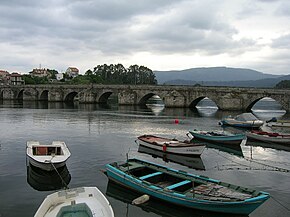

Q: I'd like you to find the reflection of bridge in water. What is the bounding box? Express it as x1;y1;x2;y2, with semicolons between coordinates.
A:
1;84;290;111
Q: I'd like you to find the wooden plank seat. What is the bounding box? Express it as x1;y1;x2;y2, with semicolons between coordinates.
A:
139;172;163;180
166;180;191;190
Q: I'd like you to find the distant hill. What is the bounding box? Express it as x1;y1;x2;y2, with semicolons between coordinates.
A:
154;67;287;87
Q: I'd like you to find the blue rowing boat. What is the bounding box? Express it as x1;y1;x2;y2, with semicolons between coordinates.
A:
105;158;269;215
188;130;246;145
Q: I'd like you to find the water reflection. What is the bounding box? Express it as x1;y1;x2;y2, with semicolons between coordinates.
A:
252;97;286;120
145;104;165;116
246;140;290;153
196;140;244;157
138;145;205;170
27;164;71;191
106;180;247;217
195;97;218;117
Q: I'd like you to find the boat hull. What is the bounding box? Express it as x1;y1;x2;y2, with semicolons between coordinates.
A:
138;145;205;170
137;135;205;156
246;132;290;144
27;157;67;171
105;159;269;215
221;120;263;128
189;131;245;145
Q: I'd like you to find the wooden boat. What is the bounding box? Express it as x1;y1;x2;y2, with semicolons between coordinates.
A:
136;135;205;156
220;113;264;129
188;130;245;145
34;187;114;217
105;158;270;215
138;145;205;170
246;130;290;144
26;141;71;171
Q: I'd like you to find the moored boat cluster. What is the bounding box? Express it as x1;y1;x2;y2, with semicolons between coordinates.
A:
28;112;290;216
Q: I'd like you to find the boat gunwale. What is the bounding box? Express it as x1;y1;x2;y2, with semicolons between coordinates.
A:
189;131;245;140
106;165;269;206
137;135;205;148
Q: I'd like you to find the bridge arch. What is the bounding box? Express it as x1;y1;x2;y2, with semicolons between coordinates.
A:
17;90;24;100
189;96;219;109
98;91;113;103
39;90;49;101
247;96;284;112
64;91;78;102
139;93;155;105
246;97;264;112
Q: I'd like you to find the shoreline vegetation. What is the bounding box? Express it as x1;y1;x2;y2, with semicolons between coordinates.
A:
23;64;157;85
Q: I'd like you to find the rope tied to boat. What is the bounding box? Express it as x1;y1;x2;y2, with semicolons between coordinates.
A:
209;149;289;173
271;195;290;212
48;160;69;189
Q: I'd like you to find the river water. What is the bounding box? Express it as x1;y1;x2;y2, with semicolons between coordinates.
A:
0;100;289;217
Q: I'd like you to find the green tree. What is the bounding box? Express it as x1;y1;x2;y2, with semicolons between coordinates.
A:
275;80;290;89
47;69;58;79
22;75;49;84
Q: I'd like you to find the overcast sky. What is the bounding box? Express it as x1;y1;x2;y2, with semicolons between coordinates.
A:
1;0;290;75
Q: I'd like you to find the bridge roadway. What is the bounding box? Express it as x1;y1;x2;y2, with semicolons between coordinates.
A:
0;84;289;112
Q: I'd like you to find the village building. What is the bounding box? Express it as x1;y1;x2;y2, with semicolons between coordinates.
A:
66;67;79;78
30;68;50;77
10;72;24;85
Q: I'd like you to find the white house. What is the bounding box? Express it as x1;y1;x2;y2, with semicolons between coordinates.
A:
66;67;79;78
56;73;64;81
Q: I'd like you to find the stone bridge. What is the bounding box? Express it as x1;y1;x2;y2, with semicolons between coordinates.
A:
0;84;289;111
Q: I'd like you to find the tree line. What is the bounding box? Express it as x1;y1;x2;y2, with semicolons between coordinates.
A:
23;64;157;85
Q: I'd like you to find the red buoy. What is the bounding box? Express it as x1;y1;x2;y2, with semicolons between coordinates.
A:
162;144;167;152
174;119;179;124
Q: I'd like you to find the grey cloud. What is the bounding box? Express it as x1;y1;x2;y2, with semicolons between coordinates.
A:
0;0;288;74
0;0;251;55
68;0;177;21
272;34;290;49
275;1;290;16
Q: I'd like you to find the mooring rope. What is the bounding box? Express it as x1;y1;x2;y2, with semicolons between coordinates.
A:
271;195;290;212
49;161;69;189
209;149;289;173
209;149;290;213
244;156;289;173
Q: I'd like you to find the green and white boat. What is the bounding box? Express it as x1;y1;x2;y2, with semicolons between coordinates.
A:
105;158;269;215
34;187;114;217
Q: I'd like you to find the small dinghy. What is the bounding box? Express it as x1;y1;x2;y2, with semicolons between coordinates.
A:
220;113;264;129
105;158;269;215
26;141;71;171
188;130;245;145
136;135;205;156
34;187;115;217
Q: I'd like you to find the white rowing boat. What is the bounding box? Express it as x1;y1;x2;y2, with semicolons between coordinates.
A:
26;141;71;171
34;187;114;217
